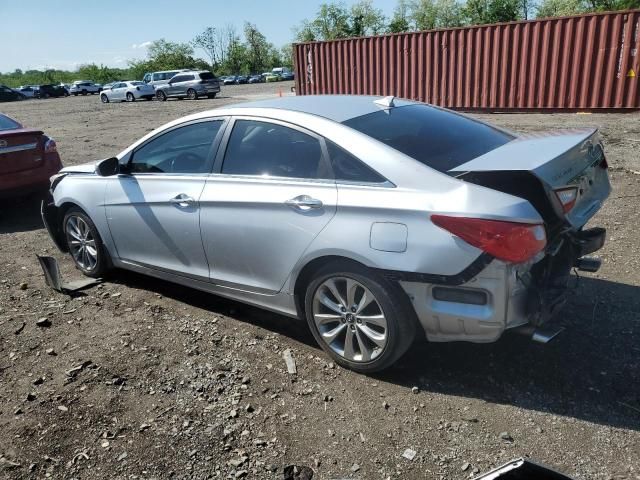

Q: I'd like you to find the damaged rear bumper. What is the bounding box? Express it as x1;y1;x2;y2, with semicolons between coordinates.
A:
399;227;606;343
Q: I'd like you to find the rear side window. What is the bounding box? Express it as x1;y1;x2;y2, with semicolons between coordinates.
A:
130;121;222;174
199;72;215;80
222;120;330;180
326;141;387;184
343;105;514;173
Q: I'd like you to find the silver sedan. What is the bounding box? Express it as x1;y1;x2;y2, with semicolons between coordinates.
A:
100;81;155;103
42;95;611;372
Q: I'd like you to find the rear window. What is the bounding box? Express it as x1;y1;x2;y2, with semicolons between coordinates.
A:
0;115;20;131
199;72;215;80
343;105;514;173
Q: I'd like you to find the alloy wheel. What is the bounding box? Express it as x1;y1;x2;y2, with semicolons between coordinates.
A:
312;276;388;362
65;215;98;271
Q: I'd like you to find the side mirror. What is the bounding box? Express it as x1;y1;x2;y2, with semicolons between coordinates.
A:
95;157;120;177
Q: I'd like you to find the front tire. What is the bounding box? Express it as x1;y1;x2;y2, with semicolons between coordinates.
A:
126;92;135;102
156;90;167;101
304;262;416;373
101;94;109;103
187;88;198;100
63;208;110;278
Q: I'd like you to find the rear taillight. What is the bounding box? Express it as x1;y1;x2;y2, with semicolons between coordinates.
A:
44;138;57;153
431;215;547;264
554;186;578;213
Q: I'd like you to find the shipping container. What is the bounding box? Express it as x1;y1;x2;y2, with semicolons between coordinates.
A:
293;10;640;111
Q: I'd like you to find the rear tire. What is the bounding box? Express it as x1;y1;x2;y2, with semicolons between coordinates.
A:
101;94;109;103
81;90;87;96
156;90;167;101
187;88;198;100
207;93;217;99
304;261;417;373
63;208;111;278
126;92;135;102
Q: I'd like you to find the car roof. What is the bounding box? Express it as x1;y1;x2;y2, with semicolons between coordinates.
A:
230;95;418;123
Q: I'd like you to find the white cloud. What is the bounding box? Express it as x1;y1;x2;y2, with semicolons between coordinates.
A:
131;41;152;50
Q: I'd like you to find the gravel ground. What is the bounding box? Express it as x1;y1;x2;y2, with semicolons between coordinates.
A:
0;86;639;480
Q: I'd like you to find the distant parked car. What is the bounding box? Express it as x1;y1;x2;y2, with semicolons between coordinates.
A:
69;81;101;96
142;69;191;89
155;71;220;101
101;81;155;103
0;85;26;102
223;76;237;85
37;84;69;98
280;71;294;81
248;74;264;84
0;112;62;198
235;75;249;84
101;82;116;91
265;73;281;82
14;86;37;98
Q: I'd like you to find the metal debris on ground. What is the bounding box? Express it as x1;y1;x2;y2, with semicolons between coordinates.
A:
283;349;297;374
402;448;417;461
37;255;101;294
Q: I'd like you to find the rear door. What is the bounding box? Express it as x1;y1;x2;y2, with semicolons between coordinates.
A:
0;128;44;176
200;117;338;293
105;118;226;279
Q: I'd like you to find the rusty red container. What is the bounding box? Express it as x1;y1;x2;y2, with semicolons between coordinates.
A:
293;10;640;110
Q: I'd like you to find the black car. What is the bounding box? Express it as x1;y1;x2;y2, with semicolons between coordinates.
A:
248;74;264;84
235;75;248;84
222;76;237;85
37;84;69;98
0;85;26;102
280;72;295;81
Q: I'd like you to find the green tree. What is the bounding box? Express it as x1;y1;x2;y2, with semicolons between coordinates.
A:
349;0;387;36
388;0;412;32
464;0;521;24
244;22;270;73
192;27;220;70
536;0;585;17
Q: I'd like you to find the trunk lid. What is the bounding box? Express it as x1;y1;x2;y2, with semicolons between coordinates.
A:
0;128;44;175
450;129;611;229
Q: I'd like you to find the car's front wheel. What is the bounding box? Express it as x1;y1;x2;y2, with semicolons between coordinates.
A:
100;94;109;103
126;92;135;102
63;208;110;278
156;90;167;101
304;262;416;373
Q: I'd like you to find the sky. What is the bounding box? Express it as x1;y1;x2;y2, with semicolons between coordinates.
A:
1;0;396;73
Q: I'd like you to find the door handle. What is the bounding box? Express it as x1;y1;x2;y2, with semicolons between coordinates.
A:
170;194;196;207
285;195;323;211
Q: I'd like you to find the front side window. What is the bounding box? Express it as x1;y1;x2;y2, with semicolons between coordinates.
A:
170;75;185;83
343;105;514;173
129;121;222;174
222;120;329;180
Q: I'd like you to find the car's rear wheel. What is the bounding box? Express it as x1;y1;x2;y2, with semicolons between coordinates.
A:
304;262;416;373
101;94;109;103
207;93;217;99
63;208;110;278
187;88;198;100
126;92;135;102
81;90;87;95
156;90;167;101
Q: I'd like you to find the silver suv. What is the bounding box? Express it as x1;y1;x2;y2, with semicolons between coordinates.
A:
155;71;220;101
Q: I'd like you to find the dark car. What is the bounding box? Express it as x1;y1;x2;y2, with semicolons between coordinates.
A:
37;84;69;98
235;75;248;84
248;74;264;84
0;85;26;102
280;72;294;81
0;113;63;198
223;76;237;85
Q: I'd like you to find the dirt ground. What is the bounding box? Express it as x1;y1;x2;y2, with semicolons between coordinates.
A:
1;84;639;480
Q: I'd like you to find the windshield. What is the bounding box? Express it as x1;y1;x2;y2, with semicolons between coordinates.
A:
0;115;20;131
343;104;514;173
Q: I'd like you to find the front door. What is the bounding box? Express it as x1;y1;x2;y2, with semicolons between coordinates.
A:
105;119;225;279
200;118;338;293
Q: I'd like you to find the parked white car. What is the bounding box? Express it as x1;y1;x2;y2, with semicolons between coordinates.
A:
100;81;155;103
69;81;101;96
13;86;38;98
